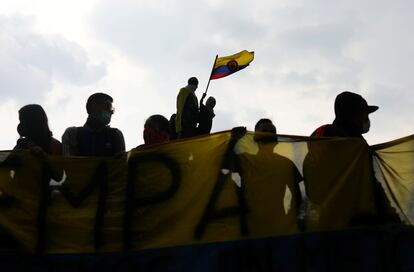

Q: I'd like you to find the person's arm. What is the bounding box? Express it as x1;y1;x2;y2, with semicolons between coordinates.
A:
200;92;207;105
113;129;126;154
61;127;77;156
49;137;62;155
289;166;305;231
13;138;30;151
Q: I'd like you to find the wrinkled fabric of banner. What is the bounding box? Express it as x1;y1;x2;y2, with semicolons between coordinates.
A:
0;131;409;254
372;135;414;223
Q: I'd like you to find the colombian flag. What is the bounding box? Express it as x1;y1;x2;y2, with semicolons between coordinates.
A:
210;50;254;80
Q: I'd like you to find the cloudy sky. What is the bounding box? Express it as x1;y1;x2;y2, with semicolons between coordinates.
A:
1;0;413;150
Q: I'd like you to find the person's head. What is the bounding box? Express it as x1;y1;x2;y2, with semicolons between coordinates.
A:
255;118;277;134
334;91;378;134
17;104;52;150
143;114;170;145
86;93;114;126
254;118;277;143
187;77;199;92
206;96;216;109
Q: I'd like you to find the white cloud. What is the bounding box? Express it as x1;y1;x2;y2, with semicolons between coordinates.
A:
0;14;107;103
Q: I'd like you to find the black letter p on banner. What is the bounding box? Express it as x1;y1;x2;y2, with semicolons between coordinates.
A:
123;153;181;251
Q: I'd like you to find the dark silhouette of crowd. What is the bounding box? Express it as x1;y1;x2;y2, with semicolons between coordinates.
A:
13;77;218;154
12;79;380;155
6;78;402;253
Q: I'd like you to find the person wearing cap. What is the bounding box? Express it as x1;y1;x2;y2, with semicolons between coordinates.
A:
62;92;125;156
309;91;400;224
311;91;379;138
175;77;200;138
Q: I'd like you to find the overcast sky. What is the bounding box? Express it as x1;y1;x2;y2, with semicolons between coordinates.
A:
1;0;413;150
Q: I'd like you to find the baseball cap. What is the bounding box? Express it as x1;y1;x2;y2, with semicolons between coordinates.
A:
334;91;379;117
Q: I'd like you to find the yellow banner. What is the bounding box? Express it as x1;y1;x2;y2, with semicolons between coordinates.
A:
372;135;414;223
0;131;406;254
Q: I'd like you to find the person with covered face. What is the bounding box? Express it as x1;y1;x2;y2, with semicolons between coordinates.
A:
14;104;62;155
62;92;125;156
308;91;400;225
142;114;170;146
311;91;378;138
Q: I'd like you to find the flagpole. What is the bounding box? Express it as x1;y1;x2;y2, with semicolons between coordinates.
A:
202;54;218;102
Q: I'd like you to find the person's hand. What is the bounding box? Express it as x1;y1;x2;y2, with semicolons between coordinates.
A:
201;93;207;104
29;145;47;159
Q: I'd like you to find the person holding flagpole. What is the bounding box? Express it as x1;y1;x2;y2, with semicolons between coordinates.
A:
175;77;200;139
174;50;254;139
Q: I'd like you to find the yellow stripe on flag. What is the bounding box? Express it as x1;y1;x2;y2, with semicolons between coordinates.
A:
214;50;254;69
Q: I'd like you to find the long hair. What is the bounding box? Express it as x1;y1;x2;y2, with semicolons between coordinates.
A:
18;104;53;152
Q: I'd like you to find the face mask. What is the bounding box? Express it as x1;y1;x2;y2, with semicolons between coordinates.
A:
143;128;170;145
362;119;370;134
100;111;112;125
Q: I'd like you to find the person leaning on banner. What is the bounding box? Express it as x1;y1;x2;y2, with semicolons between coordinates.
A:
311;91;400;223
230;120;304;234
175;77;200;138
62;92;125;156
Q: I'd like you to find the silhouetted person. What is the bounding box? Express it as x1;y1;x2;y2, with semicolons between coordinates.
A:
142;114;170;146
62;93;125;156
308;91;399;225
175;77;199;138
311;91;378;138
14;104;62;155
198;96;216;135
233;120;303;234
